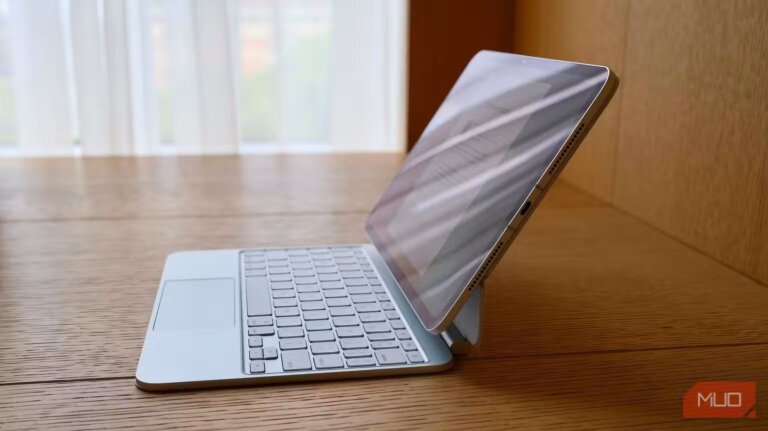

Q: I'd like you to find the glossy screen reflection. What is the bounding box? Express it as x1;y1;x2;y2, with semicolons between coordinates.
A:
366;51;610;331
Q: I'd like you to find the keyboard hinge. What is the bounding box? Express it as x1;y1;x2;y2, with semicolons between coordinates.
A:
440;284;484;355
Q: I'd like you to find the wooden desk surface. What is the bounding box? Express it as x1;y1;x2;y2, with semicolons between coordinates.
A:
1;155;766;430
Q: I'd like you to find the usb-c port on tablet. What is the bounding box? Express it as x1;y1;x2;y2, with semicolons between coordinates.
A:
520;201;532;216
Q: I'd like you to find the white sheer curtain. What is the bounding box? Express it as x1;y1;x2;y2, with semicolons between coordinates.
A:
0;0;407;156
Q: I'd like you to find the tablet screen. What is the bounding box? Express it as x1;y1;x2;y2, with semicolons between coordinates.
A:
366;51;610;331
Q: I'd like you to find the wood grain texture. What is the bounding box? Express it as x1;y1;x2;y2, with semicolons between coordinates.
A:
512;0;768;285
511;0;629;201
2;203;768;384
0;154;405;221
2;155;767;429
2;345;767;430
0;154;600;222
614;0;768;285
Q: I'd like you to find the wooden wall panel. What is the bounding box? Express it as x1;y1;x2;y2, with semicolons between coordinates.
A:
510;0;768;285
407;0;515;149
511;0;629;201
614;0;768;284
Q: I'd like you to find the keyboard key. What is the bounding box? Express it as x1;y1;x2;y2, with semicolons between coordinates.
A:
406;351;425;363
246;277;272;317
314;354;344;369
288;249;308;256
321;281;345;291
278;327;305;338
311;256;332;263
343;348;373;358
299;292;323;302
293;269;315;277
323;290;347;298
270;281;293;290
375;348;407;365
276;317;302;327
395;330;411;340
250;360;265;373
380;301;395;310
371;340;400;350
367;332;394;341
369;279;382;286
315;267;337;274
354;303;380;313
346;357;376;367
311;342;340;355
351;294;376;303
364;271;377;278
245;269;267;277
340;338;368;349
385;310;400;320
341;278;368;287
269;267;290;275
248;336;263;348
263;347;278;359
329;306;355;317
267;253;289;261
305;320;332;331
375;293;389;301
269;274;292;282
313;260;335;267
363;323;390;333
248;316;273;327
303;310;329;320
275;307;300;317
390;319;406;330
297;284;320;293
332;316;360;327
267;251;288;260
301;301;326;311
279;338;307;350
326;297;351;307
273;298;297;308
268;260;289;267
295;277;319;285
245;255;265;263
337;264;358;271
401;340;418;351
359;312;386;323
291;262;313;270
336;326;364;338
272;290;295;299
308;330;335;342
372;285;386;293
348;286;372;295
281;350;312;371
249;348;264;360
318;274;341;282
249;326;274;336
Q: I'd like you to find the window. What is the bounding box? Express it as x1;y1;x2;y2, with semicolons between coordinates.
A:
0;0;407;156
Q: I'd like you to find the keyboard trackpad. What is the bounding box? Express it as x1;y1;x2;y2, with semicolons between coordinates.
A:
153;279;235;331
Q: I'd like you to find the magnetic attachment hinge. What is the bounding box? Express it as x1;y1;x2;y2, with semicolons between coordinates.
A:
440;284;484;355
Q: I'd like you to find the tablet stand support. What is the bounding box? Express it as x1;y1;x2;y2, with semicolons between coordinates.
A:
440;285;484;355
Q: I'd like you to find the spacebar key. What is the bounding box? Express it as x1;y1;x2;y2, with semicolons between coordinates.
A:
247;277;272;316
